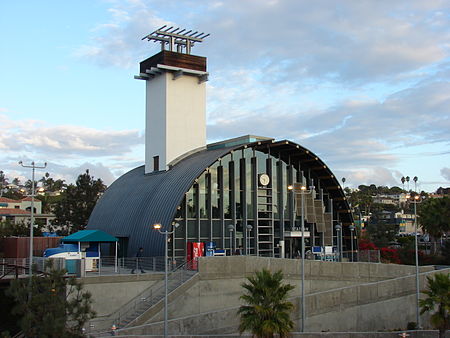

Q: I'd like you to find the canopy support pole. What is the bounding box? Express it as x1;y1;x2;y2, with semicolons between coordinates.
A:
115;241;118;273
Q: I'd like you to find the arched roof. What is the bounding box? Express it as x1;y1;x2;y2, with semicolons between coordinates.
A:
87;137;352;256
87;146;235;256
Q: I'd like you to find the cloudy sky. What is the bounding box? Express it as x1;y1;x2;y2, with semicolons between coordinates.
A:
1;0;449;192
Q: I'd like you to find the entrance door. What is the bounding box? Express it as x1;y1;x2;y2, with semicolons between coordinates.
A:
117;237;129;258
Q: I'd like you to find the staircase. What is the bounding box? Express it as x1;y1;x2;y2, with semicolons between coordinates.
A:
90;260;198;333
257;185;274;257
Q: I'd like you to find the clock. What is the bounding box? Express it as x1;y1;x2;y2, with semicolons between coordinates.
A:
259;173;270;186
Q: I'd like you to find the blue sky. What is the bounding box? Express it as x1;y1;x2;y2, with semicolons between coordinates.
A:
1;0;449;192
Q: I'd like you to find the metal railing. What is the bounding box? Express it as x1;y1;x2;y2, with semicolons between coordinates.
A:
97;256;167;275
0;258;28;279
0;257;67;279
357;250;381;263
1;256;178;279
87;259;198;334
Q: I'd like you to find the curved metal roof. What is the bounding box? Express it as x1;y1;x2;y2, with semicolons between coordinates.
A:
87;137;352;257
87;146;235;256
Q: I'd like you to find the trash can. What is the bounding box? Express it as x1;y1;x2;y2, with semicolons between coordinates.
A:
75;259;86;277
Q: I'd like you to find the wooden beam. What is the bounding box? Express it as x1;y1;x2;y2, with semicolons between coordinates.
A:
309;165;327;171
318;174;334;179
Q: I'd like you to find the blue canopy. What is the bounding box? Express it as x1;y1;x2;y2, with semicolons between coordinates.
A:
62;230;118;243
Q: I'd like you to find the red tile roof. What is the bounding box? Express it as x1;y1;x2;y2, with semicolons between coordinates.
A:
0;197;19;203
21;196;41;202
0;208;30;215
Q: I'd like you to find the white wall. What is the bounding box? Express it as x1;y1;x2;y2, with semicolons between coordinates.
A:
145;72;206;173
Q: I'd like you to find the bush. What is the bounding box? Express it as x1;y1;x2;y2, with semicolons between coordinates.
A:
359;238;378;251
380;247;401;264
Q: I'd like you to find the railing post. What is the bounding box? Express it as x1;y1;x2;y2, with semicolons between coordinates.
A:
153;257;156;271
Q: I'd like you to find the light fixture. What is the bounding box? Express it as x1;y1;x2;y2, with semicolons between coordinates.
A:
152;222;178;337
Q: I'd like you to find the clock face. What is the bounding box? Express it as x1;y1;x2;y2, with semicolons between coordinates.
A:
259;174;270;186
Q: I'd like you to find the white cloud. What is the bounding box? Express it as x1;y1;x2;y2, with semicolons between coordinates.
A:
2;156;137;186
441;167;450;181
0;114;143;157
207;77;450;179
14;0;447;191
74;1;169;68
334;167;403;188
77;0;450;83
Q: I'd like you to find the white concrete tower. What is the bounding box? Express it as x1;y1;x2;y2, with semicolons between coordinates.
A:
136;26;209;173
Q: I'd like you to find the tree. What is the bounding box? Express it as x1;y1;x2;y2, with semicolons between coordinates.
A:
0;174;24;199
419;273;450;338
52;170;106;234
6;261;96;337
0;219;42;238
0;170;8;197
441;240;450;265
418;197;450;239
365;220;399;248
238;269;295;337
40;172;66;193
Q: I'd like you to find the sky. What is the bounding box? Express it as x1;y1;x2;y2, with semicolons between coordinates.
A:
1;0;449;192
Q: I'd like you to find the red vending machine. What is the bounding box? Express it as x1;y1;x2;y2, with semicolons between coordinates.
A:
187;242;204;270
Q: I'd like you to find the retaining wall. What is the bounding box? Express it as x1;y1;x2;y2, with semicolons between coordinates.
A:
113;257;444;336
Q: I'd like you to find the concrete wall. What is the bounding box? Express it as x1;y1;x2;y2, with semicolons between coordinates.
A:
80;273;163;317
116;332;446;338
114;257;442;336
197;256;432;282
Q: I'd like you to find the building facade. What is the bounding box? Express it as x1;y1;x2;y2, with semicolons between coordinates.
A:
88;135;353;260
0;196;55;228
87;27;353;260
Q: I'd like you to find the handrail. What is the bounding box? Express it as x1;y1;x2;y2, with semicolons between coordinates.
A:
89;259;198;333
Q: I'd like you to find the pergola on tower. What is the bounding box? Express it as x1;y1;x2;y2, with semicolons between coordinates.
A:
135;26;210;174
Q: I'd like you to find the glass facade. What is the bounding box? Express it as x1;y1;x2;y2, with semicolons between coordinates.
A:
171;146;338;260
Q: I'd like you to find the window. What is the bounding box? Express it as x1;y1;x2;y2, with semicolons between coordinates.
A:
153;156;159;171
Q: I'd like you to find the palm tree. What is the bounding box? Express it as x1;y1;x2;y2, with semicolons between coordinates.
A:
238;269;295;337
419;273;450;338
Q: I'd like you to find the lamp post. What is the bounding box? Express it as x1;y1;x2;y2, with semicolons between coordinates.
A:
349;225;355;262
19;161;47;279
228;224;235;255
246;224;253;255
406;189;421;328
287;184;314;332
334;223;342;261
153;222;179;338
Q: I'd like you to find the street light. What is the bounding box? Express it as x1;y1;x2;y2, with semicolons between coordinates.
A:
349;224;355;262
153;222;179;338
334;223;342;262
18;160;47;279
287;183;314;332
246;224;253;255
227;224;235;255
406;191;421;328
